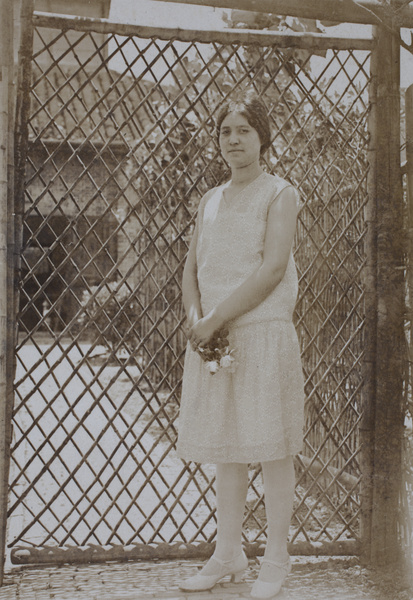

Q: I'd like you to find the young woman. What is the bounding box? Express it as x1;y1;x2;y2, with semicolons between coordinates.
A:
176;91;304;599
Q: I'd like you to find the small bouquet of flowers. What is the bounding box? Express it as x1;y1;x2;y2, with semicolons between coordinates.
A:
196;329;237;375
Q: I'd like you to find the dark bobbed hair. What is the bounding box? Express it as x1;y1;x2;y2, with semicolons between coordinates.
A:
215;91;271;155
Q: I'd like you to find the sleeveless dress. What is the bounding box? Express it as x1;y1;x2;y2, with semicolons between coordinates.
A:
176;172;304;463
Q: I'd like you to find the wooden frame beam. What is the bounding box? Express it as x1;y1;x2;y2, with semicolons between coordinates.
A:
149;0;413;28
33;12;375;50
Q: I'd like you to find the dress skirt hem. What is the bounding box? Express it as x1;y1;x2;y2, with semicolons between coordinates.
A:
175;442;303;464
177;320;305;464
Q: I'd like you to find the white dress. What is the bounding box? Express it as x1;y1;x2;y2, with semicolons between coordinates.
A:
176;172;305;463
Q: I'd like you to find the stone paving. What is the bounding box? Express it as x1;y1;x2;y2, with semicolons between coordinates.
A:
0;557;411;600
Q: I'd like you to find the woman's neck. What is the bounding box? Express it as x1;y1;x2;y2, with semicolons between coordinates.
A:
230;162;263;186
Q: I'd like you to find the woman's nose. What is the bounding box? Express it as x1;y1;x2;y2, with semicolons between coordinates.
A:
229;131;239;144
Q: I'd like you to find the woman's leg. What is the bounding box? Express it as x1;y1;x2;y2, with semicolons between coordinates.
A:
179;462;249;590
260;456;295;577
200;462;248;575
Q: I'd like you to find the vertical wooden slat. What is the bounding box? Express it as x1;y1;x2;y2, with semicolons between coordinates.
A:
0;34;9;592
366;23;404;566
0;0;33;583
360;30;378;566
405;82;413;580
14;0;34;304
406;85;413;337
0;0;14;586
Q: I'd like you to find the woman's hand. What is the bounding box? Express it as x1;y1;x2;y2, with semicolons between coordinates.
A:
188;311;223;351
184;313;200;342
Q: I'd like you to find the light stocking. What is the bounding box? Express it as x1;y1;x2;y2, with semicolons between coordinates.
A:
199;462;248;576
259;456;295;582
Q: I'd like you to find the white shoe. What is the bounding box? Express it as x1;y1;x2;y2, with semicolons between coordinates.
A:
179;551;248;592
250;556;291;598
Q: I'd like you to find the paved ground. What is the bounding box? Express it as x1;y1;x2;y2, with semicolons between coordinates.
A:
0;557;411;600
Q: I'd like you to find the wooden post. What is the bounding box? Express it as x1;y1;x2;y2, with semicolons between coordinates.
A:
407;87;413;335
405;83;413;583
0;0;15;586
14;0;34;299
361;23;404;566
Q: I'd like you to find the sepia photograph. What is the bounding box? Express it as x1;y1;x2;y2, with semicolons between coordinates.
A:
0;1;412;598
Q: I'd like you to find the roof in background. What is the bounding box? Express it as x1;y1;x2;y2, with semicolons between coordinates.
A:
29;64;156;150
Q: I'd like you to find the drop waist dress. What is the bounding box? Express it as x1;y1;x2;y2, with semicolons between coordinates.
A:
176;172;305;463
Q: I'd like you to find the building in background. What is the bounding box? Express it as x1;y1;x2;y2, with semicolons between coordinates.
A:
17;0;158;332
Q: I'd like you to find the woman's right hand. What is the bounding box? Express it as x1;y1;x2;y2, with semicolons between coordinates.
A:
184;309;202;350
184;318;196;343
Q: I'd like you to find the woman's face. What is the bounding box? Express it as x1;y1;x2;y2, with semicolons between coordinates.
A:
219;111;262;169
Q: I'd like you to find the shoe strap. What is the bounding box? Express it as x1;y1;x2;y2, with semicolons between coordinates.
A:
211;552;243;566
261;557;290;572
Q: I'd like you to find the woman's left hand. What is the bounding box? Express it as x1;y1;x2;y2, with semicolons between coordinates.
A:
188;311;223;350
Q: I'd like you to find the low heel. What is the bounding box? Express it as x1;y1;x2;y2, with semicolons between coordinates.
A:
230;569;245;583
179;552;248;592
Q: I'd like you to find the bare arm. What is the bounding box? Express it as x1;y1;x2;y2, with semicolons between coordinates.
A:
182;216;203;331
188;186;298;347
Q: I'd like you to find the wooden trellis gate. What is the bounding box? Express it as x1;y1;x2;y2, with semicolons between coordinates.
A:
3;8;405;567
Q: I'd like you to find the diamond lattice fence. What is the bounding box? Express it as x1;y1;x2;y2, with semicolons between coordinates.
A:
9;19;371;557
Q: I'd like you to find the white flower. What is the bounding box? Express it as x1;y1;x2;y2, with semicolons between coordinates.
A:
221;353;238;373
205;360;219;374
220;354;234;369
